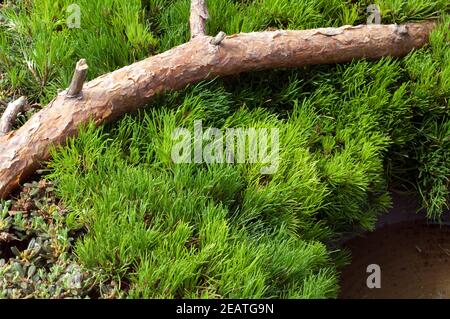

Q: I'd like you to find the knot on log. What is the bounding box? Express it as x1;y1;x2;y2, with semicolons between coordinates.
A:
211;31;226;45
395;24;409;35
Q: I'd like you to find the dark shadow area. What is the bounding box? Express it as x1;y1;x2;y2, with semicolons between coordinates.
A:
339;193;450;299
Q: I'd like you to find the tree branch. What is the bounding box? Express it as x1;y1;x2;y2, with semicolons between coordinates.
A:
67;59;89;97
0;21;437;198
190;0;209;38
0;96;27;136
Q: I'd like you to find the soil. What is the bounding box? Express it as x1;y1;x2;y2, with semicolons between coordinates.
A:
339;194;450;299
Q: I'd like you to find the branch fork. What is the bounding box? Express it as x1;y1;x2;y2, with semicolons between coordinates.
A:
190;0;209;39
0;96;27;136
67;59;89;98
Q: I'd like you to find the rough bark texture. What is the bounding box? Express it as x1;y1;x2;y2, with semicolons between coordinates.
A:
0;96;27;136
190;0;209;38
0;21;437;198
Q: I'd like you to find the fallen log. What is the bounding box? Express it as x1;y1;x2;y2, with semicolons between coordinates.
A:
0;20;437;199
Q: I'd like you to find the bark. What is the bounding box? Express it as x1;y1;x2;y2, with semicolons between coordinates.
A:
0;21;437;198
190;0;209;38
0;96;27;136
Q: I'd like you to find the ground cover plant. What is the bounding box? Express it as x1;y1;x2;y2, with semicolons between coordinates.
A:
0;0;449;298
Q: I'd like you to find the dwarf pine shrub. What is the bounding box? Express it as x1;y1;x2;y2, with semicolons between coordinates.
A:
1;0;449;298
